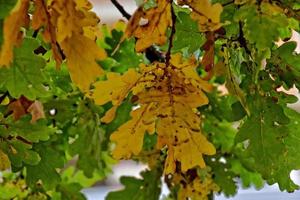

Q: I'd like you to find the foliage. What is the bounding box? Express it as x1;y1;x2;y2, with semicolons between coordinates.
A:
0;0;300;199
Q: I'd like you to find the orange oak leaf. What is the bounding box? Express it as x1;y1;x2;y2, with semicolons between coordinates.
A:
8;96;33;121
125;0;172;52
27;100;46;123
0;0;30;66
7;96;45;123
32;0;62;67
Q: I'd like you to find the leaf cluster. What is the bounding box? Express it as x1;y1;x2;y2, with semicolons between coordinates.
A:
0;0;300;199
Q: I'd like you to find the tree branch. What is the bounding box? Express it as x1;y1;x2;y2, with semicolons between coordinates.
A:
165;3;176;67
111;0;131;20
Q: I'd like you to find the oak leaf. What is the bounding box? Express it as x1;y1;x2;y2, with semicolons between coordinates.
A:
0;0;29;66
60;34;106;91
8;97;45;122
32;0;62;66
176;172;220;200
8;97;32;120
110;104;156;159
0;149;11;171
27;101;46;123
47;0;106;91
125;0;172;52
91;69;141;123
92;54;215;173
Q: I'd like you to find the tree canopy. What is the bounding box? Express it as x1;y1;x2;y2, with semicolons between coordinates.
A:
0;0;300;199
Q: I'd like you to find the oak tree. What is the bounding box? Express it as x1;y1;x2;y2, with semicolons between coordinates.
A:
0;0;300;199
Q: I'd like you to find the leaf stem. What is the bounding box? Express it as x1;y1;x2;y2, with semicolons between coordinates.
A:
165;2;176;68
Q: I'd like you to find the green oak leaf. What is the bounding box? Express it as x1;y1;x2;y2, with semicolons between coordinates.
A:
61;166;105;188
269;41;300;88
205;91;246;122
44;55;73;94
143;132;157;151
68;101;105;178
0;140;40;169
236;95;300;192
235;5;289;50
220;3;239;38
111;38;144;73
106;168;162;200
268;108;300;191
55;183;86;200
208;158;237;197
203;115;236;153
173;12;205;54
230;159;263;189
0;38;49;99
3;116;55;143
104;30;143;73
0;115;55;169
44;98;78;126
224;47;249;115
26;143;65;190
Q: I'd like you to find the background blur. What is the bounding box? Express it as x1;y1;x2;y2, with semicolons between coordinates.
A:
84;1;300;199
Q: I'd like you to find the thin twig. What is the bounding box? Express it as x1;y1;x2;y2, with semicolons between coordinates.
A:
165;3;176;67
222;0;234;7
111;0;131;20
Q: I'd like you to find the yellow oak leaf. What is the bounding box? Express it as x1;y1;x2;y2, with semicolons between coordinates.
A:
176;172;220;200
179;0;223;32
125;0;172;52
49;0;99;42
60;34;106;91
110;104;156;159
94;53;215;173
46;0;106;91
0;0;30;67
91;69;141;122
154;101;215;174
0;149;11;171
